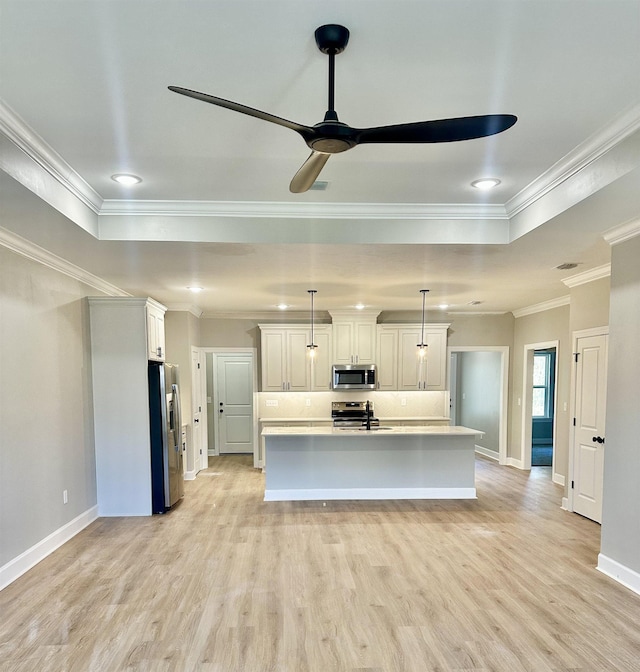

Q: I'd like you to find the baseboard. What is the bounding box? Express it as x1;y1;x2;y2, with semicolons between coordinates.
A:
561;496;570;510
0;505;98;591
475;445;499;461
553;472;566;486
597;553;640;596
507;457;525;469
184;470;197;481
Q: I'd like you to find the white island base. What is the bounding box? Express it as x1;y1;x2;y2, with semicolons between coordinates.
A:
262;426;481;502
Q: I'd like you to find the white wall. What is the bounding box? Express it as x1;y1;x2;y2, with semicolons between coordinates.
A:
0;246;98;574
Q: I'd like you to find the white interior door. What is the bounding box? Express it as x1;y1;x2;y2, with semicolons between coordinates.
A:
573;333;608;523
217;355;254;454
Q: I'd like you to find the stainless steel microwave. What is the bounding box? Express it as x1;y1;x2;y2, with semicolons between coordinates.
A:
332;364;377;390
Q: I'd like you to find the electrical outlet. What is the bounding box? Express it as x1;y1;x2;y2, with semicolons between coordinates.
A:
63;490;68;504
305;398;311;407
265;399;278;407
401;398;407;406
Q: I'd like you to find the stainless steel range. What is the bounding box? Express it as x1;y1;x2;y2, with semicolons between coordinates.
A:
331;400;379;429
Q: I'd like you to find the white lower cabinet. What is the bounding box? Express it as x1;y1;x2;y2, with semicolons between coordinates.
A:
376;323;449;391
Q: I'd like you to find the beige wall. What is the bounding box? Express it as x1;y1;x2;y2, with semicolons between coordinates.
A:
569;276;610;332
600;235;640;579
511;305;571;480
165;310;201;421
0;246;99;568
199;318;260;349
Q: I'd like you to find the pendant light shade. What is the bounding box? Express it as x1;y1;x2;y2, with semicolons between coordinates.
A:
417;289;429;358
307;289;318;357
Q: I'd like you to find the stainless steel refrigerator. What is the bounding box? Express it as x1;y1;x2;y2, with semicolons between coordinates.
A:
148;362;184;513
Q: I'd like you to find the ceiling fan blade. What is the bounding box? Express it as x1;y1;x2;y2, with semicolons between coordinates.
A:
289;152;331;193
168;86;313;134
355;114;517;144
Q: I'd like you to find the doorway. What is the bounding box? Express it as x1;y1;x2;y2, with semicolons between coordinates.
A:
531;348;556;467
204;348;258;466
520;341;559;473
448;346;509;465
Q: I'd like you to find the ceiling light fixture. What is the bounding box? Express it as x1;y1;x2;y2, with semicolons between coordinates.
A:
354;303;365;310
187;286;203;293
277;303;289;310
111;173;142;186
306;290;318;358
439;304;449;310
471;178;500;190
417;289;429;358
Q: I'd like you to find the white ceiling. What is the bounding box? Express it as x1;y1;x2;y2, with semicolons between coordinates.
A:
1;0;639;316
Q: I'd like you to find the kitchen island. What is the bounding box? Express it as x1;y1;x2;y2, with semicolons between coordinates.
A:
261;425;482;501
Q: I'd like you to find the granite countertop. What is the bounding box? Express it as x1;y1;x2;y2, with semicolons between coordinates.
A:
261;425;482;437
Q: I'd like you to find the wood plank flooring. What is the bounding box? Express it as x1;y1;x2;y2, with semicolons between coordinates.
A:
1;456;639;671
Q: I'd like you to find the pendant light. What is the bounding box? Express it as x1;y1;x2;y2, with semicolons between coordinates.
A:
307;289;318;358
417;289;429;358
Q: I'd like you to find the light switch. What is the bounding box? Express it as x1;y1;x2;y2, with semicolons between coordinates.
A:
266;400;278;407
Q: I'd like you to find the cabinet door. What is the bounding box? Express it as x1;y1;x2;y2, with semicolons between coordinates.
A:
311;327;332;391
147;306;165;361
287;330;311;391
332;322;354;364
423;329;447;390
355;322;376;363
398;328;422;390
376;329;398;390
261;330;287;391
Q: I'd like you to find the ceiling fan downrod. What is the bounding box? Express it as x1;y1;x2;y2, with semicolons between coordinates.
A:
315;24;350;120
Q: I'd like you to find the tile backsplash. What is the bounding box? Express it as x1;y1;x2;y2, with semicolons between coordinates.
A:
257;390;449;420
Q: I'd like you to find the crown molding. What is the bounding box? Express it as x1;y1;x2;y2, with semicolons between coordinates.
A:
505;103;640;219
562;264;611;288
164;303;204;318
0;100;104;214
0;226;129;297
99;199;508;221
603;217;640;246
512;295;570;318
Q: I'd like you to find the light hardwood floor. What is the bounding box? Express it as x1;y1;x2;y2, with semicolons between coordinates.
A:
1;456;639;671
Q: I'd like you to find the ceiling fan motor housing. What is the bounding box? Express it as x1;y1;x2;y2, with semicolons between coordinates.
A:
315;24;350;54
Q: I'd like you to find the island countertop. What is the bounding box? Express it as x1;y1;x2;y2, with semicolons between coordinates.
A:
261;425;483;437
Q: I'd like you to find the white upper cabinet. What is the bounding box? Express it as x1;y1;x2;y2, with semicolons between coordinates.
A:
146;299;166;361
259;325;332;392
377;323;449;391
329;311;378;365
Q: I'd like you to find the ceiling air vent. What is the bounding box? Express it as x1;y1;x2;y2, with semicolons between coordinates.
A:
556;262;579;270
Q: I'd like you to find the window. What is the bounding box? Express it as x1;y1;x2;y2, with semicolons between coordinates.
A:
532;352;553;418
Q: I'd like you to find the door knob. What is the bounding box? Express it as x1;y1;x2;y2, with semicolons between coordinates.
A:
194;418;199;423
219;409;224;413
592;436;604;443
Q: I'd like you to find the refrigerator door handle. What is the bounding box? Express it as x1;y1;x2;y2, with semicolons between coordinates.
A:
172;383;182;451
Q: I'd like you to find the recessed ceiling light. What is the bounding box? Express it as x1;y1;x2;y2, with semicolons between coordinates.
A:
277;303;289;310
555;262;579;270
187;286;203;293
438;304;449;310
471;178;501;190
309;181;329;191
111;173;142;186
354;303;365;310
468;300;482;306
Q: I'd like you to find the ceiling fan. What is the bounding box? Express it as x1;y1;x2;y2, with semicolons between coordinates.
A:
169;24;517;193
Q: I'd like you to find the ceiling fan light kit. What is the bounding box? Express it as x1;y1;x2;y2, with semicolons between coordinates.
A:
169;24;517;193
